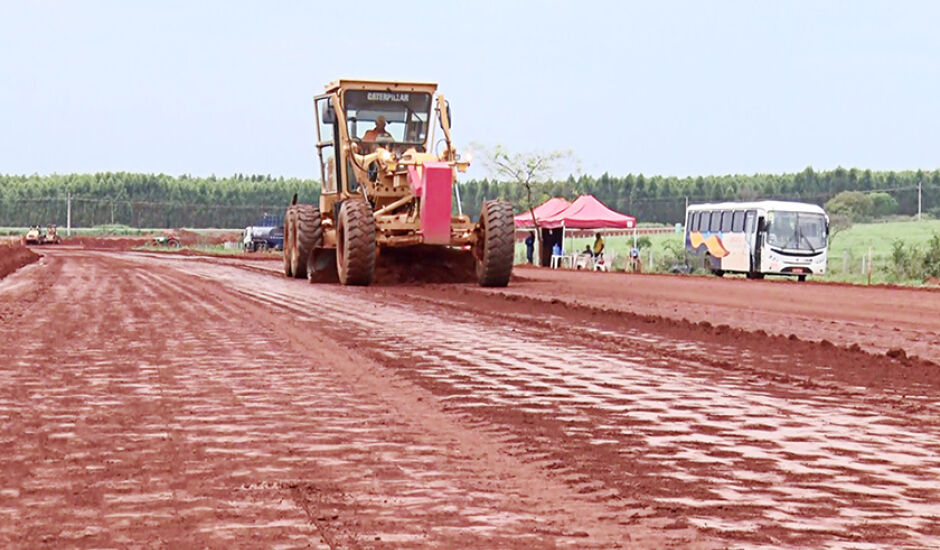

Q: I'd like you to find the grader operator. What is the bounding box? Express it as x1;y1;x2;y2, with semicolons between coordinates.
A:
283;79;514;286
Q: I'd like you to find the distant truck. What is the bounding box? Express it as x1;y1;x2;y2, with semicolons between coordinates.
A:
243;214;284;252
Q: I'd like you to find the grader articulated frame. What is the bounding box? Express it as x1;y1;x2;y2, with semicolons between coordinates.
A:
283;79;514;286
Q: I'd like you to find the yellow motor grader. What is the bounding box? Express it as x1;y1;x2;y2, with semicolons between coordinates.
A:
24;226;44;245
283;79;514;286
23;224;61;245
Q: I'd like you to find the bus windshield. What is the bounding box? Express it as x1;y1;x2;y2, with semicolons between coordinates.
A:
766;211;827;251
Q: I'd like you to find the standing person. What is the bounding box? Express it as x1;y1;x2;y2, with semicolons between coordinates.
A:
592;233;605;258
524;233;535;264
630;246;642;273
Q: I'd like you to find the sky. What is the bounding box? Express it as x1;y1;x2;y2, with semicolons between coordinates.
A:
1;0;938;181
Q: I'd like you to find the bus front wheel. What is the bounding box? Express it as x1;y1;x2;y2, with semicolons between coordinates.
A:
798;274;807;282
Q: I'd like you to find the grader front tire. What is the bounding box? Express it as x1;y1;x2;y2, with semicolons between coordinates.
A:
475;200;514;287
336;200;376;286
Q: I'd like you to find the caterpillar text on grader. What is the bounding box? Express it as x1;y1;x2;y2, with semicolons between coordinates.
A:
283;79;514;286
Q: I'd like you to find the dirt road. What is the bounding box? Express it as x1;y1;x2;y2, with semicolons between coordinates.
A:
2;250;938;548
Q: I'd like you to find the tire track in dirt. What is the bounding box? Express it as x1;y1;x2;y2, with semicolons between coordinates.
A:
165;257;940;549
3;251;683;549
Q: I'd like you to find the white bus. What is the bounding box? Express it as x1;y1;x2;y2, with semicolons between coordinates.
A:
684;200;829;281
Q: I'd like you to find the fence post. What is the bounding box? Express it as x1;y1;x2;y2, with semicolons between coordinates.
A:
867;246;873;285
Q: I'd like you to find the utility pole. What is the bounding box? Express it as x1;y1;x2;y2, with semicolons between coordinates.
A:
918;179;922;221
66;193;71;236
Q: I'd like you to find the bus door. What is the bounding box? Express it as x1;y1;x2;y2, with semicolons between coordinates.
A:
745;210;760;272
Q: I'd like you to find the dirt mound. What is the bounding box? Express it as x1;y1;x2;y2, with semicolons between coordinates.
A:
70;236;152;250
177;229;241;246
373;246;477;285
0;242;40;279
69;230;241;250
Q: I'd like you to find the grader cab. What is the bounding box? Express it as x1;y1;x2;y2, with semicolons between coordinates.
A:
283;79;514;286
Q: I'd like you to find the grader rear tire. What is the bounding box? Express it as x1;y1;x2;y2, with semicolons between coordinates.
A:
283;207;295;277
304;208;338;283
336;200;376;286
475;200;514;287
291;205;318;279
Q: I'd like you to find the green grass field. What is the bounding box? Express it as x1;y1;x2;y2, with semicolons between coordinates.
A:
516;217;940;285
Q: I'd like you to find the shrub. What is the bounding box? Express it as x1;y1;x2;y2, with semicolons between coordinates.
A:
826;191;873;222
922;233;940;279
869;192;899;218
889;239;922;281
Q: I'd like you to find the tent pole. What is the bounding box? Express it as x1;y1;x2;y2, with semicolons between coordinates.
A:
534;228;541;266
562;223;567;254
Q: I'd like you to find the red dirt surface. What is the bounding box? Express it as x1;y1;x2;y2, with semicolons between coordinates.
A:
505;266;940;365
2;250;939;548
374;246;477;284
0;242;39;279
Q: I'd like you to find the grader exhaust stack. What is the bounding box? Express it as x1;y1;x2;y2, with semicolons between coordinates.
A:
283;79;514;286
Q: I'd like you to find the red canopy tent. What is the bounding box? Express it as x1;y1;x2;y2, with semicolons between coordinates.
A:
514;195;636;267
513;197;571;228
539;194;636;229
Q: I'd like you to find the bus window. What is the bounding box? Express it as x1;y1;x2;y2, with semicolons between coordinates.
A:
732;211;745;232
690;212;700;231
744;210;756;233
710;211;722;232
720;211;733;232
698;212;712;231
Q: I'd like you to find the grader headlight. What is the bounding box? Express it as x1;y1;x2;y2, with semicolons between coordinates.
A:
377;149;397;171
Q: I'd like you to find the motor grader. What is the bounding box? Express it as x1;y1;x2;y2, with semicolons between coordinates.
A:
24;226;44;245
44;224;61;244
283;79;514;286
23;224;60;245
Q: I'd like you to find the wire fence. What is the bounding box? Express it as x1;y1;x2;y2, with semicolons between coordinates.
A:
0;196;286;229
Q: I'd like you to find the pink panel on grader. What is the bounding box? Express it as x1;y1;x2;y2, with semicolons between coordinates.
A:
408;162;453;245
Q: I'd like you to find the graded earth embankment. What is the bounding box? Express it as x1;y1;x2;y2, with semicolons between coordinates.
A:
0;242;39;279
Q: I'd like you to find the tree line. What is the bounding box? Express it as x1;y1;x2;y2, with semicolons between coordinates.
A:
1;167;938;228
0;173;319;228
458;167;940;223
